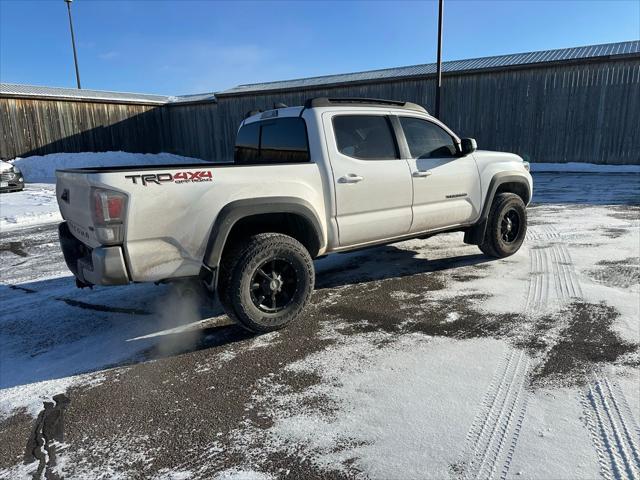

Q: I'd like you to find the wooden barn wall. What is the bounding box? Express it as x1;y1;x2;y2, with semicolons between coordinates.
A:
210;58;640;164
1;57;638;164
0;98;170;160
164;102;222;161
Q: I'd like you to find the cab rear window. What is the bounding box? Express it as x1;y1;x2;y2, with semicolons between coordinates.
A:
234;117;310;164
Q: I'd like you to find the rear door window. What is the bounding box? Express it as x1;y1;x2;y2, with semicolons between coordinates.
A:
399;117;457;158
234;117;309;164
333;115;398;160
234;122;260;163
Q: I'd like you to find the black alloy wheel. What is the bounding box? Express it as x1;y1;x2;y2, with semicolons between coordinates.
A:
218;233;315;333
250;258;299;313
479;192;527;258
500;208;521;244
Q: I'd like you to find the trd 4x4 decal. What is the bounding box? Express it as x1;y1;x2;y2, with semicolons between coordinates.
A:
125;170;213;186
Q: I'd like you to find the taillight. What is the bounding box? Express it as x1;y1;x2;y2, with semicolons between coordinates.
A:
91;188;127;244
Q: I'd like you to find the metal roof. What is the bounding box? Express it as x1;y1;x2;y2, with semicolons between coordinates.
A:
0;83;217;105
218;40;640;96
1;41;637;102
0;82;173;104
169;92;218;105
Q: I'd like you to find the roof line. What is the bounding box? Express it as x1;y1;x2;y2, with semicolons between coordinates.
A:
1;40;638;103
0;82;217;105
217;40;640;96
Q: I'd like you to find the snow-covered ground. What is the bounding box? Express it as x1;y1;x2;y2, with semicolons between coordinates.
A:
0;159;639;479
0;184;60;231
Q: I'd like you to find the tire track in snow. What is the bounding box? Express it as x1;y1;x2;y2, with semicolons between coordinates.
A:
524;226;582;312
550;243;583;299
532;227;640;480
582;376;640;480
525;246;550;312
457;349;530;480
460;224;586;479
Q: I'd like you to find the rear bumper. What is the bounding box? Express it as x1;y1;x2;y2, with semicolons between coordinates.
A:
58;222;129;286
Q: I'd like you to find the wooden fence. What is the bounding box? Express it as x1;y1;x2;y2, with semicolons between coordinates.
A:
0;97;171;160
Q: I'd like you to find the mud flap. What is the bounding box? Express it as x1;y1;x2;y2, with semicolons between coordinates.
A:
464;219;487;245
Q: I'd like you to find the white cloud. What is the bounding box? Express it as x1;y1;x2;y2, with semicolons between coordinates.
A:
155;40;296;93
99;51;119;60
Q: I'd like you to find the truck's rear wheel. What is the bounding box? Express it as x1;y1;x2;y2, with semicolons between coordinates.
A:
218;233;314;333
479;193;527;258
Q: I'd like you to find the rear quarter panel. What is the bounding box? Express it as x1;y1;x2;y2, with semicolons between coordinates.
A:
92;164;326;282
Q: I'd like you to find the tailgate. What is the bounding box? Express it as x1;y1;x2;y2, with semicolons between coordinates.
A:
56;171;101;248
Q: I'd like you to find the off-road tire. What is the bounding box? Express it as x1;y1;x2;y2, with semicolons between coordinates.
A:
218;233;314;333
479;193;527;258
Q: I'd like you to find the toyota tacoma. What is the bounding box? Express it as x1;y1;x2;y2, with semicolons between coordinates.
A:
56;97;532;332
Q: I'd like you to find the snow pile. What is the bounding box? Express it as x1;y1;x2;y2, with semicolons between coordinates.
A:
530;162;640;173
0;184;61;230
11;151;207;183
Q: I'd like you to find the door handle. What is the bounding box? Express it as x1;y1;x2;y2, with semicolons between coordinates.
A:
339;174;364;184
413;170;432;177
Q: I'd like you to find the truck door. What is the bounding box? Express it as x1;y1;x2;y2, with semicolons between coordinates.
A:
397;116;481;232
323;112;413;246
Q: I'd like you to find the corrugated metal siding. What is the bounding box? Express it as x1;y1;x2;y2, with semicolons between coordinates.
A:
219;40;640;95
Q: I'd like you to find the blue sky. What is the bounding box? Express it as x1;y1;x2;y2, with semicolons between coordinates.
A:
1;0;638;95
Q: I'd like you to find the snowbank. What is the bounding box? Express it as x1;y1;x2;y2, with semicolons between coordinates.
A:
11;151;207;183
530;162;640;173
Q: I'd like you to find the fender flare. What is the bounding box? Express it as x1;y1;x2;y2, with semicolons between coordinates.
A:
464;172;531;245
202;197;324;272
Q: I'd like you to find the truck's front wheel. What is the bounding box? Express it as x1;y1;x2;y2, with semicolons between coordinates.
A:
479;193;527;258
218;233;314;333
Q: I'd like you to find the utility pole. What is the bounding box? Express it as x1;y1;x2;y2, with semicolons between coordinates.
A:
64;0;81;89
435;0;443;118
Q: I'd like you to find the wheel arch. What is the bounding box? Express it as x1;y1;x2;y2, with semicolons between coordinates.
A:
464;172;531;245
202;197;324;275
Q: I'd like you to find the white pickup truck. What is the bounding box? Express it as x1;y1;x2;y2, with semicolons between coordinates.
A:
56;97;532;332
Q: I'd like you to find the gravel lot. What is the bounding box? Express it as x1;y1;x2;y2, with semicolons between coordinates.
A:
1;172;639;479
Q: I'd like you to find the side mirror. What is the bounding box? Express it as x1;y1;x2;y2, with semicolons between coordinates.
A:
460;138;477;155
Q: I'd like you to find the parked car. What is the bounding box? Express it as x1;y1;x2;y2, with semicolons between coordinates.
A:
0;160;24;192
55;97;532;332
